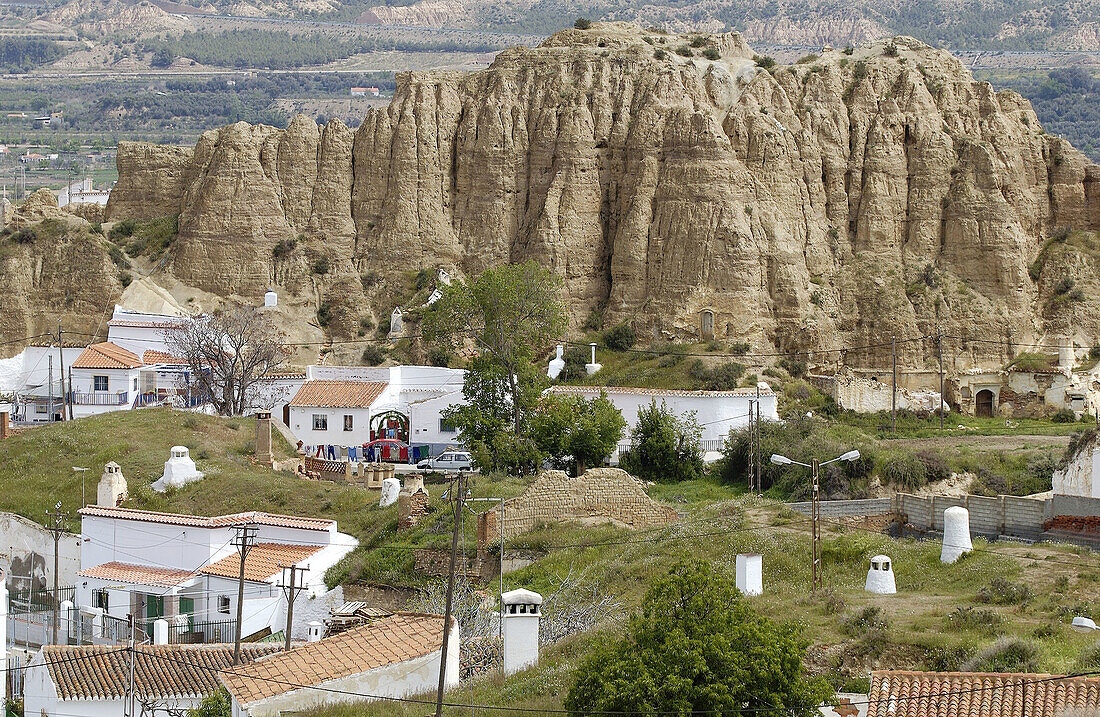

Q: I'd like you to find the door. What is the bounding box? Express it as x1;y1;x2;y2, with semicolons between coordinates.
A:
282;403;290;426
146;595;165;621
976;389;994;418
179;596;195;631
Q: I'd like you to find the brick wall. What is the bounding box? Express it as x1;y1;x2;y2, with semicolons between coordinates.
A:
494;468;678;540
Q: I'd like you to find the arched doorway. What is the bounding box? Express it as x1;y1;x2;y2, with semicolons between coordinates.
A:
700;310;715;341
975;389;994;418
371;410;409;443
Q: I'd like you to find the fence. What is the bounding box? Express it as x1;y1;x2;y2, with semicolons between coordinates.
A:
67;391;129;406
168;617;236;644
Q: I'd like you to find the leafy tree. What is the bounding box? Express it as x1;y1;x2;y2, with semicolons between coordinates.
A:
565;561;830;716
529;391;626;474
425;261;566;435
602;322;636;351
619;400;704;483
188;687;230;717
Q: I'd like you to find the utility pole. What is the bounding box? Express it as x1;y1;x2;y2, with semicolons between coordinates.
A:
811;459;821;593
755;400;761;492
434;471;464;717
125;613;136;717
45;503;68;645
747;399;756;493
57;322;66;422
937;327;944;431
231;524;258;665
891;336;897;435
67;367;74;420
47;355;53;423
278;565;308;651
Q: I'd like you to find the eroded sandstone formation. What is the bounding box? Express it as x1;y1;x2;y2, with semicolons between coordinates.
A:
102;24;1100;367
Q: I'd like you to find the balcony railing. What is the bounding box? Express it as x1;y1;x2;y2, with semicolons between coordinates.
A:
68;391;129;406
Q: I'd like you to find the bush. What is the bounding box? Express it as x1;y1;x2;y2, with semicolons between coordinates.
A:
317;302;333;328
559;346;589;381
1076;641;1100;670
361;344;384;365
108;218;136;241
619;400;704;483
779;357;806;378
702;48;720;60
311;257;331;275
923;645;974;671
880;452;928;489
915;450;950;483
428;347;450;368
730;341;750;355
272;236;297;259
842;606;888;637
977;577;1033;605
689;35;707;47
962;638;1039;672
654;48;667;60
573;17;591;29
753;54;776;70
884;41;899;57
675;45;693;57
360;270;381;290
843;45;854;55
1053;277;1075;295
10;227;36;244
690;361;745;390
1052;408;1077;423
603;323;636;351
946;606;1005;634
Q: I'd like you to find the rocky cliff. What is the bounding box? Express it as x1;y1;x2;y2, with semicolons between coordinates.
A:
91;25;1100;367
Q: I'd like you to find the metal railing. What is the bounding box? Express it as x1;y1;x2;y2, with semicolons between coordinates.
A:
167;617;236;644
67;391;129;406
10;585;74;613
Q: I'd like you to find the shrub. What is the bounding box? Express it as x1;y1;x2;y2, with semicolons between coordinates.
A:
753;54;776;70
603;323;636;351
311;257;330;275
108;245;130;269
796;53;818;64
619;400;704;483
730;341;750;355
1054;277;1076;295
963;638;1039;672
559;346;589;381
119;271;132;288
108;218;137;241
654;48;667;60
880;453;928;489
675;45;693;57
946;606;1005;634
1076;641;1100;670
779;357;806;378
573;17;591;29
361;344;384;365
690;361;745;390
843;45;854;55
415;267;434;290
427;347;450;368
852;60;868;80
702;48;720;60
977;577;1033;605
884;41;898;57
272;236;297;259
316;302;333;328
360;270;381;290
1052;408;1077;423
915;450;950;483
924;645;973;671
583;302;605;331
842;606;888;637
689;35;707;47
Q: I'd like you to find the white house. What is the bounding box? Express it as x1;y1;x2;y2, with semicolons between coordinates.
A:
68;342;144;417
57;178;111;208
104;307;186;356
286;366;466;457
25;643;279;717
220;612;458;717
75;506;356;644
546;384;779;456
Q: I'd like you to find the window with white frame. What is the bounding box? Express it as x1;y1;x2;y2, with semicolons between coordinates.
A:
439;417;457;433
313;414;328;431
93;589;109;610
218;595;230;614
344;415;353;431
93;375;109;391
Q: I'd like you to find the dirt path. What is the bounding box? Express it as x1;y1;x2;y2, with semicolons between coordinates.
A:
884;434;1070;450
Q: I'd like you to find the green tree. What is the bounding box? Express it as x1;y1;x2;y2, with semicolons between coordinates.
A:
565;561;830;716
529;391;626;474
188;688;230;717
620;400;704;483
425;261;566;434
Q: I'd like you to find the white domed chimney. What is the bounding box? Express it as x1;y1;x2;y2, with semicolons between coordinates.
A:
941;506;973;564
264;289;278;307
97;462;127;507
865;555;896;594
502;588;542;674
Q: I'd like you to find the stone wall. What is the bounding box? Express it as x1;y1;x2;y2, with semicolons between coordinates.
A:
492;468;678;540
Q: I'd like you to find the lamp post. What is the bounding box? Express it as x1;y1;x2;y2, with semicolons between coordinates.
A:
73;467;89;507
770;450;860;593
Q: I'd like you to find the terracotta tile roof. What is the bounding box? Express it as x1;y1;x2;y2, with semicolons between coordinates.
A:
78;506;335;532
78;561;196;587
220;612;449;705
200;543;324;582
43;644;279;701
289;380;388;408
547;385;774;398
868;670;1100;717
142;350;188;365
71;342;143;370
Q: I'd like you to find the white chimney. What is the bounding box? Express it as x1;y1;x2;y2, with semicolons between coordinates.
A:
97;462;127;507
585;342;602;376
941;506;973;564
865;555;896;594
264;289;278;307
547;345;565;379
501;588;542;675
379;477;400;507
153;619;169;645
306;621;324;642
735;554;762;596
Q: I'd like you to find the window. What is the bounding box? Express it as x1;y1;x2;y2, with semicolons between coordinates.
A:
35;403;47;414
439;417;457;433
218;595;230;614
93;589;109;611
313;414;328;431
344;415;354;431
93;375;108;391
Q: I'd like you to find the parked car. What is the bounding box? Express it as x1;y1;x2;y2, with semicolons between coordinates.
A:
417;451;475;472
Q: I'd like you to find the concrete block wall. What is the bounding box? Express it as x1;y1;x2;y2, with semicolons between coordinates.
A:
1002;496;1046;539
1051;494;1100;518
496;468;678;540
787;498;893;518
895;493;1049;540
965;496;1003;535
930;496;966;531
896;494;932;528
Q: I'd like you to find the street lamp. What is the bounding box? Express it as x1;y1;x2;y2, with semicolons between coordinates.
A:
73;467;89;507
770;449;861;592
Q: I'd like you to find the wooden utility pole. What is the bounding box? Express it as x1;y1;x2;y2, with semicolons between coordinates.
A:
278;565;308;651
45;503;68;645
231;524;258;665
891;336;897;435
57;321;66;422
434;471;464;717
755;400;761;491
747;399;756;492
938;328;944;431
810;460;821;593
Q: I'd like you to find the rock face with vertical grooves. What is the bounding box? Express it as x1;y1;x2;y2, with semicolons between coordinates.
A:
102;24;1100;365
